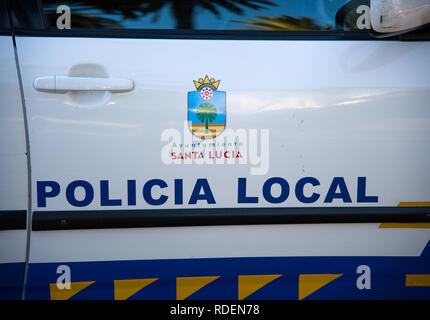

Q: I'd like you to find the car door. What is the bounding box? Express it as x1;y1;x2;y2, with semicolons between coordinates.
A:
0;0;29;300
10;0;430;300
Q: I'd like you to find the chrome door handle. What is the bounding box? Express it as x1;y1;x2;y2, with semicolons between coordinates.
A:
34;75;134;92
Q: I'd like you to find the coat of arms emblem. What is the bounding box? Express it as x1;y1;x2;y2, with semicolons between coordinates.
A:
188;75;226;139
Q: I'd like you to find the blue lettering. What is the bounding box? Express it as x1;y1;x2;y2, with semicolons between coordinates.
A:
66;180;94;207
100;180;122;206
357;177;378;203
37;181;60;207
263;177;289;204
127;180;136;206
324;177;352;203
143;179;168;205
189;178;215;204
37;176;376;208
175;179;183;205
237;178;258;203
295;177;320;203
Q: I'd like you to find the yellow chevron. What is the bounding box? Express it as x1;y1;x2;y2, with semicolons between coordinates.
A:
238;274;282;300
379;202;430;228
49;281;95;300
379;223;430;229
176;276;220;300
114;278;158;300
298;274;342;300
397;202;430;207
406;275;430;287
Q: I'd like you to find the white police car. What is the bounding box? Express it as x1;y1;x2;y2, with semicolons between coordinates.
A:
0;0;429;300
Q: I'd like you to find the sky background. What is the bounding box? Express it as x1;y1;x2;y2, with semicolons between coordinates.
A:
188;90;226;125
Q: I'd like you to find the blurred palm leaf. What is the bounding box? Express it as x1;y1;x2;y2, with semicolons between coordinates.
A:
231;14;335;31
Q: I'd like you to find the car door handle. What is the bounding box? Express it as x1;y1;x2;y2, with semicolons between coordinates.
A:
34;75;134;92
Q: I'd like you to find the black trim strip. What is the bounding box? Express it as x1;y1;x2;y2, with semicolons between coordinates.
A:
32;207;430;231
13;28;377;40
0;29;12;35
0;210;27;230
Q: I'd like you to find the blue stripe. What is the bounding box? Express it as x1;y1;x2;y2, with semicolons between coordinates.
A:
24;240;430;300
0;263;25;300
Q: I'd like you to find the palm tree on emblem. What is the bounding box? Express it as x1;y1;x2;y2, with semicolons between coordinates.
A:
196;103;217;134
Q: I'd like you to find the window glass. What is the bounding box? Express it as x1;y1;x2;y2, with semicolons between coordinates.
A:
0;0;11;29
42;0;367;31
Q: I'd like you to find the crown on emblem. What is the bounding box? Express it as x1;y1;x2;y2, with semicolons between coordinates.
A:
193;75;220;91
